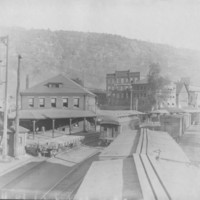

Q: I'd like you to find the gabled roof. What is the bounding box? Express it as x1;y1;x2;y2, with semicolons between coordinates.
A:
87;88;106;94
176;82;188;95
164;107;185;113
188;85;200;92
21;74;95;96
10;125;30;133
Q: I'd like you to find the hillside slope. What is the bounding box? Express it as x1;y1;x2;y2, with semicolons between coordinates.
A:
0;27;200;97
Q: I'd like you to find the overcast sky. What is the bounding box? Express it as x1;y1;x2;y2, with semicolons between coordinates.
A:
1;0;200;50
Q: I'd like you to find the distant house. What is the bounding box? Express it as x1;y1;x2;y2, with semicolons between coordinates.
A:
9;74;97;136
188;85;200;108
176;83;189;108
159;82;176;108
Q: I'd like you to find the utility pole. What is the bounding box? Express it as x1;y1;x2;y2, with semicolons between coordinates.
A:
0;36;9;159
14;54;22;158
130;81;133;110
82;68;85;88
130;87;133;110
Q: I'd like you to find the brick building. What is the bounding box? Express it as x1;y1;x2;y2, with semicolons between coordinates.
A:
87;88;107;108
106;70;140;107
9;74;97;136
21;74;96;112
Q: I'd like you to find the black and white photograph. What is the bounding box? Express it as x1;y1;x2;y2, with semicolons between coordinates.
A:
1;0;200;199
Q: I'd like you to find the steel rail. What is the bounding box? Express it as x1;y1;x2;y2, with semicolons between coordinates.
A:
145;129;172;200
40;151;99;200
0;160;46;190
139;128;158;200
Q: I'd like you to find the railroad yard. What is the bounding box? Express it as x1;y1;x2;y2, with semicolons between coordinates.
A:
0;146;100;199
1;125;200;200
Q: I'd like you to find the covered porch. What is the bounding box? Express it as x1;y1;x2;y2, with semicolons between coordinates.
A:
8;109;97;139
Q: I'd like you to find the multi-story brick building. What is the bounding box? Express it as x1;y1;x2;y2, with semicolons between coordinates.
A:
131;78;149;110
106;70;140;107
106;70;179;110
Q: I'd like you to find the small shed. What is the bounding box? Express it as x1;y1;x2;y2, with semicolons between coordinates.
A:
182;113;191;129
160;114;184;140
8;126;29;157
182;107;200;125
191;113;200;124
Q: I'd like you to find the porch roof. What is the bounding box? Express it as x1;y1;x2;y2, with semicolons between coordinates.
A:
8;109;96;120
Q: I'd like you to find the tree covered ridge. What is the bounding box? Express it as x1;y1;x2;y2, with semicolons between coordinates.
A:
1;27;200;96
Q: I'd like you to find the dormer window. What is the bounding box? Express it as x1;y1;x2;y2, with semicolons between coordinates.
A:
47;83;63;88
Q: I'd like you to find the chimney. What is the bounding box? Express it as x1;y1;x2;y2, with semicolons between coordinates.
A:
26;75;29;89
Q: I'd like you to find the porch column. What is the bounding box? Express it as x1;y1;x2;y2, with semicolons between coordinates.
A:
52;119;55;138
94;117;97;132
83;117;86;132
33;120;36;139
69;118;72;135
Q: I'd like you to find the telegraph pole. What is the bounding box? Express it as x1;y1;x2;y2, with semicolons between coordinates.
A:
14;55;22;158
130;87;133;110
130;81;133;110
1;36;9;159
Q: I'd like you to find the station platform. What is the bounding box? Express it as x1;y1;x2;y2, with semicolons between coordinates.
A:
75;128;200;200
179;125;200;164
99;130;139;160
74;157;143;200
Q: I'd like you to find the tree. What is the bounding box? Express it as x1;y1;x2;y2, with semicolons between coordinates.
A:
143;63;170;111
72;78;84;86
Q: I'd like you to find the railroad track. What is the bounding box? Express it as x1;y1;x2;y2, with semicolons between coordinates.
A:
0;160;47;190
40;137;101;200
0;135;101;200
0;160;48;199
135;128;172;200
40;152;99;200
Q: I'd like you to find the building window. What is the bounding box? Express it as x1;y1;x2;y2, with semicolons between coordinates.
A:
39;98;45;107
51;98;56;107
28;98;34;107
18;137;23;145
62;98;68;107
48;83;63;88
73;98;80;108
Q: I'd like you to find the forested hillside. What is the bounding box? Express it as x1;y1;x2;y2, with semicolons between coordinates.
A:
1;27;200;96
